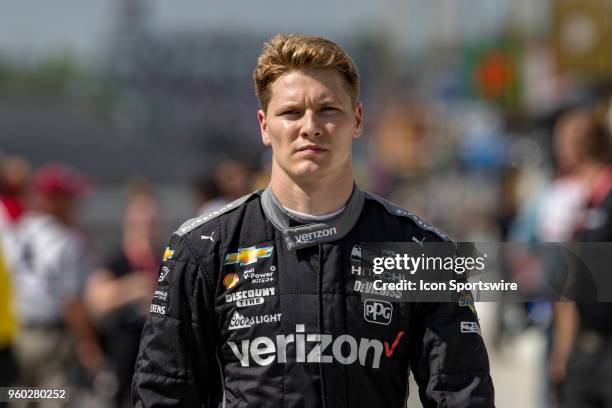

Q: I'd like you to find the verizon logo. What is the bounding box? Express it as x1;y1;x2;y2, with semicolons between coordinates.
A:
294;227;337;244
228;324;405;368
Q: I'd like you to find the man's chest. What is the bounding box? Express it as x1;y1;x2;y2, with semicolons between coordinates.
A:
213;238;414;370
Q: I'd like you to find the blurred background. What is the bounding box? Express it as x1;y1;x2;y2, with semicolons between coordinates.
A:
2;0;612;406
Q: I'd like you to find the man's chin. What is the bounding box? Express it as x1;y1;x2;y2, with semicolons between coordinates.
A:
289;163;327;180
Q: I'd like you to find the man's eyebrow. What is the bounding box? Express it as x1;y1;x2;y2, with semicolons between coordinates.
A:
317;97;337;104
316;93;344;105
274;101;303;111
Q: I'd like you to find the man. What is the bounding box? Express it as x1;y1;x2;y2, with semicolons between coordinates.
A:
11;163;103;403
133;33;494;407
549;109;612;407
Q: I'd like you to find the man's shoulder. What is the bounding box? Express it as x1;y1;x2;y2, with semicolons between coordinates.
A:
175;190;262;238
363;191;449;241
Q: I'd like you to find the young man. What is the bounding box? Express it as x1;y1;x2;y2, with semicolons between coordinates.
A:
133;33;494;407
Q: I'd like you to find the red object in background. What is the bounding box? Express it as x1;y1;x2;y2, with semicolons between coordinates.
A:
474;49;514;100
33;163;90;197
0;196;23;222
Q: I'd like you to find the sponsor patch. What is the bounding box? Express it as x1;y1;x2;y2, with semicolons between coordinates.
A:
460;321;481;334
228;311;282;331
227;324;403;368
294;227;337;244
353;280;402;299
153;290;168;301
237;297;264;308
364;299;393;325
350;245;362;261
243;267;275;284
201;231;215;242
162;247;174;262
225;246;274;266
225;287;276;304
150;303;166;316
411;236;425;246
158;266;170;282
223;273;240;289
458;292;477;315
384;331;405;357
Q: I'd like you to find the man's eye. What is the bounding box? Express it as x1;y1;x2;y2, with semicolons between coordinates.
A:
280;109;300;116
320;106;338;112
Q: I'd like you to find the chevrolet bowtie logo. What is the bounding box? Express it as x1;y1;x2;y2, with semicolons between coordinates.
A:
162;247;175;262
224;246;274;266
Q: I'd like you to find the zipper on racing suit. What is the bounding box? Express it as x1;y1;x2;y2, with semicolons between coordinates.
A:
317;243;328;408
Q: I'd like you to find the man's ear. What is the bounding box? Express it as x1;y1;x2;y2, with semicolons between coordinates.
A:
353;101;363;139
258;109;271;146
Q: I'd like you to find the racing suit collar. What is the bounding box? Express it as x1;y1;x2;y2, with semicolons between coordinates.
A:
261;183;365;251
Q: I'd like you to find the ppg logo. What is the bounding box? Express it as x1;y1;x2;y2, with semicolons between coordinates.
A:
364;299;393;325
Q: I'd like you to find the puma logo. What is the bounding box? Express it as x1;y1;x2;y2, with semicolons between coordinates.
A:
411;236;425;246
201;231;215;242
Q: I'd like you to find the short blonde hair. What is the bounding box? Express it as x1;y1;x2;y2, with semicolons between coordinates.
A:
253;33;359;112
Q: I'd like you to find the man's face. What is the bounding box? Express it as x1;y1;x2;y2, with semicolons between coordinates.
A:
258;69;362;182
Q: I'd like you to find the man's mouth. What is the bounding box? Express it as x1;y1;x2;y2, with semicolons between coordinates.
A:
297;145;326;153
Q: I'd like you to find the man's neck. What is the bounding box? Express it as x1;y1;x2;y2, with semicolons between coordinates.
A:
270;164;354;216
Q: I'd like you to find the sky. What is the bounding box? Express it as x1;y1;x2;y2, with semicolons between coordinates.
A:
1;0;547;63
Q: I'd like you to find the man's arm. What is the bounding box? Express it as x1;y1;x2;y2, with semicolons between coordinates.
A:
132;233;220;407
85;268;155;318
409;300;495;407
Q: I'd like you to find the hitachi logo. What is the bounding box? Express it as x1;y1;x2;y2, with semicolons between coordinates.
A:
227;324;405;369
294;227;337;244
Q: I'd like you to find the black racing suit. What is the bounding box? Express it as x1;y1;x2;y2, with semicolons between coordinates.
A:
132;185;494;407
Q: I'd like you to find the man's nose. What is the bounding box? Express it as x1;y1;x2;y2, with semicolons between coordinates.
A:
300;110;323;139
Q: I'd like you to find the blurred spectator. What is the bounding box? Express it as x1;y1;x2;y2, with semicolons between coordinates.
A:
0;155;30;270
195;159;251;215
510;110;589;244
214;159;250;200
549;109;612;407
192;172;224;215
510;109;594;407
0;154;29;391
10;163;102;406
0;244;17;389
0;154;30;221
85;181;162;407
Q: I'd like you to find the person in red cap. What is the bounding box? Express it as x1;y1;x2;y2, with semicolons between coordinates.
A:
10;163;104;404
30;162;90;224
